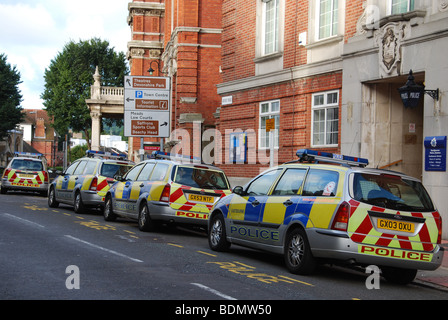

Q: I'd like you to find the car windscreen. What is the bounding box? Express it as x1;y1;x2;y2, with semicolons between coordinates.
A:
101;163;133;178
174;166;230;190
351;173;434;212
11;159;43;171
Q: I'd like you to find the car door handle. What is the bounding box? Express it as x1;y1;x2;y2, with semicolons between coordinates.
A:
251;200;260;207
283;199;293;207
139;183;145;188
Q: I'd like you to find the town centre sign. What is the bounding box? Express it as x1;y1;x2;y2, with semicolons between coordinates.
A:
124;76;171;138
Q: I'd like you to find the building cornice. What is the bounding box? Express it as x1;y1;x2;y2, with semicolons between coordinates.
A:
217;58;343;95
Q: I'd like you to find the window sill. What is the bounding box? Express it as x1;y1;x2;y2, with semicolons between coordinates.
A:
306;35;344;50
254;51;283;64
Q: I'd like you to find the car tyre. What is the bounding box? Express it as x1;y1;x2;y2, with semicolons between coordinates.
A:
74;191;85;213
138;201;155;232
382;267;417;285
208;213;231;251
284;227;316;275
103;195;117;222
48;186;59;208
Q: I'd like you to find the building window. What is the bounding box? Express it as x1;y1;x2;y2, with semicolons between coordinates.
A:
262;0;280;55
312;91;339;147
318;0;339;40
390;0;414;14
260;100;280;149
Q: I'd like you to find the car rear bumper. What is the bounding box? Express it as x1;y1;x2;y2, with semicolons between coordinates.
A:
147;201;209;226
1;180;48;193
308;229;444;271
80;190;105;207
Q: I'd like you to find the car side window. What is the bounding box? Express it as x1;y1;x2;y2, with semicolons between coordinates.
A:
272;168;307;196
84;160;97;175
124;163;144;182
136;163;155;181
302;169;339;197
246;169;282;196
150;163;169;181
73;160;88;175
65;161;80;175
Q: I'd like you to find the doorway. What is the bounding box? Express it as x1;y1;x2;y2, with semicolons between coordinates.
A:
361;74;424;179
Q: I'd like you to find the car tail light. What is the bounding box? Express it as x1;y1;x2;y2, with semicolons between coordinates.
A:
89;177;98;191
331;201;350;231
43;171;49;183
435;211;442;244
2;168;11;178
160;184;171;203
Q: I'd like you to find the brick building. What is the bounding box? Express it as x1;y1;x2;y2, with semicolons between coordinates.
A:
216;0;348;178
127;0;223;158
20;109;62;167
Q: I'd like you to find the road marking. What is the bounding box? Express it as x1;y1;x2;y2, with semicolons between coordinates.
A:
65;235;143;263
277;275;314;287
2;213;45;228
197;251;217;257
191;283;237;300
168;243;184;248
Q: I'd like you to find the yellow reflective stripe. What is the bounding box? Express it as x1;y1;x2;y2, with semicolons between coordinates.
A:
262;198;287;225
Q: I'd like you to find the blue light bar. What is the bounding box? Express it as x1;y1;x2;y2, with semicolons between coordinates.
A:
14;151;43;158
296;149;369;167
151;151;201;162
86;150;128;159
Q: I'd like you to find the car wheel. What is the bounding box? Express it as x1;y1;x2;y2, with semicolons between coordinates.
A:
74;191;85;213
284;227;316;275
208;213;230;251
138;202;155;232
48;187;59;208
103;195;116;222
382;267;417;285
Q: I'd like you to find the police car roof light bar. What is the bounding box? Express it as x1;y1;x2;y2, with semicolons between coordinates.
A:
296;149;369;168
14;151;43;159
86;150;128;160
151;151;202;163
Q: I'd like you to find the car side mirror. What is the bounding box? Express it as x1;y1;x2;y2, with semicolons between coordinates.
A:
114;175;124;181
232;186;245;196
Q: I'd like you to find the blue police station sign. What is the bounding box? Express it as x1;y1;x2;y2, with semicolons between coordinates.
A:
424;136;447;171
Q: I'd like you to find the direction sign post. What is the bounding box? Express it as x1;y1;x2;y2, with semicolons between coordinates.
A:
124;76;171;138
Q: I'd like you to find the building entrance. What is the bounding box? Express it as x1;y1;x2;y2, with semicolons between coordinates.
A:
361;73;424;179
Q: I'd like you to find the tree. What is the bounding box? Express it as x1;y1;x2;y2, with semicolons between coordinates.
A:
0;53;24;140
41;38;129;148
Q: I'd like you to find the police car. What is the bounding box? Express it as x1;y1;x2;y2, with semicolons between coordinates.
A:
103;151;232;232
48;150;134;213
1;152;49;196
208;149;444;284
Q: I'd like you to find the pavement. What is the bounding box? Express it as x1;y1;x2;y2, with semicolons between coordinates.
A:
415;240;448;291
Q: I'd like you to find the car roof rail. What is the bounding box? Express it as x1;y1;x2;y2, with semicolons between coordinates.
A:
150;151;203;163
86;150;128;161
294;149;369;168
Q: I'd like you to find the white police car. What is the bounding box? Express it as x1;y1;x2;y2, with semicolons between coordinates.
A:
208;149;443;284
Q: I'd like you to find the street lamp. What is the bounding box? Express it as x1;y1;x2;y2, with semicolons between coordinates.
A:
398;70;439;108
148;60;162;76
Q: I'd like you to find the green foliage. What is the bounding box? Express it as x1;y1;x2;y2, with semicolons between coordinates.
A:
69;144;89;163
41;38;129;140
0;53;24;140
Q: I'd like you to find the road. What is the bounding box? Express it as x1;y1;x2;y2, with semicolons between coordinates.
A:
1;191;447;305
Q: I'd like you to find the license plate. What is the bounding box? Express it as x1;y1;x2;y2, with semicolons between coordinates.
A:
188;194;215;203
19;174;35;178
377;218;415;233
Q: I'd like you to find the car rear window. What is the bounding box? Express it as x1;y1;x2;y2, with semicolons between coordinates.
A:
101;163;133;178
351;173;435;212
174;166;229;190
11;159;43;171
